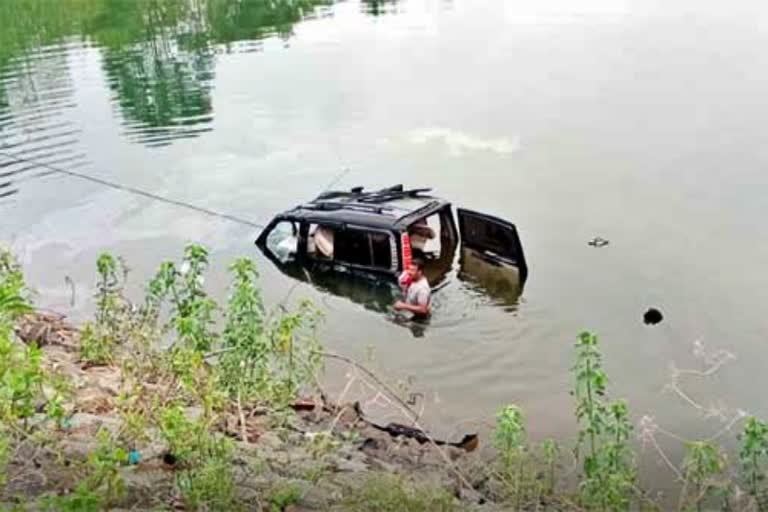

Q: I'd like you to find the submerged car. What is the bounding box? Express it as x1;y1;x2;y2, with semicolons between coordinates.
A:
255;185;528;310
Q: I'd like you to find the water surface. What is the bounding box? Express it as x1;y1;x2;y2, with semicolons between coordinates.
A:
3;0;768;477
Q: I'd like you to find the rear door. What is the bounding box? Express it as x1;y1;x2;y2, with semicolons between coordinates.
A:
456;208;528;283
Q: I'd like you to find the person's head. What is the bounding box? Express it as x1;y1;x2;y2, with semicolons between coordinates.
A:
407;258;426;280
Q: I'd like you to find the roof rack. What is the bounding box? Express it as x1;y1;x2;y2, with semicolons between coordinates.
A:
315;184;432;204
303;201;393;215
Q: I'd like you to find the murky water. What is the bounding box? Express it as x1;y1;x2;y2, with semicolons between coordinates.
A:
3;0;768;480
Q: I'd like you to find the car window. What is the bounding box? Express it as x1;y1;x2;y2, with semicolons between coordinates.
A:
335;228;393;270
370;232;393;269
265;220;298;264
307;223;335;260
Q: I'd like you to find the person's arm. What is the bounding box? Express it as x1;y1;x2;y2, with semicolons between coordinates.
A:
394;300;430;315
394;286;431;315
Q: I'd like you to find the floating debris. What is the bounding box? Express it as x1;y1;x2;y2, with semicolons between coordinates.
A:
588;237;610;248
643;308;663;325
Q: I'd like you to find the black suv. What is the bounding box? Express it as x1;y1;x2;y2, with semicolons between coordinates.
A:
256;185;528;309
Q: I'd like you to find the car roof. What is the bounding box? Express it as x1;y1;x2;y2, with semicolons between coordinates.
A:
280;185;450;230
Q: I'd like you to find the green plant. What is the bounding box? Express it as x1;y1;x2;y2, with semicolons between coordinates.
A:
218;258;268;401
42;428;129;510
493;404;528;505
79;253;130;364
79;322;116;365
267;482;302;512
573;331;635;511
265;300;323;409
40;483;103;512
343;473;456;512
539;438;560;496
0;427;11;488
85;428;129;504
740;417;768;509
0;335;45;423
169;244;218;352
176;457;239;511
94;253;126;334
0;248;31;322
116;387;150;448
681;441;727;511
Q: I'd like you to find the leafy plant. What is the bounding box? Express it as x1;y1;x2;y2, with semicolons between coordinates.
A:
493;404;528;504
265;300;323;409
43;428;129;510
79;253;130;364
573;331;635;510
539;438;560;496
167;244;218;352
218;258;268;401
176;457;239;511
740;417;768;509
79;323;117;365
267;482;303;512
0;335;45;423
0;248;31;322
343;473;456;512
681;441;727;511
94;252;127;335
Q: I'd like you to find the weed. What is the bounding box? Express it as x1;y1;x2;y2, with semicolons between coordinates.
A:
343;473;456;512
85;428;129;504
79;323;116;365
219;258;269;401
40;484;103;512
176;457;239;511
0;428;10;488
0;335;46;423
0;248;32;322
681;441;727;511
167;244;218;351
740;417;768;509
493;404;528;505
94;253;127;335
41;428;129;510
265;300;323;409
79;253;130;364
573;331;635;510
539;438;560;496
267;482;303;512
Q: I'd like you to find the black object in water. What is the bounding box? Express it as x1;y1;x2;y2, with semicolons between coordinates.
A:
588;237;610;248
644;308;663;325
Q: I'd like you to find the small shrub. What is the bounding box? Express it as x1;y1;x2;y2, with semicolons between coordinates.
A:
539;438;560;496
267;482;302;512
573;331;635;510
0;335;46;423
493;404;528;505
0;248;32;321
79;323;116;365
343;473;456;512
740;416;768;509
682;441;727;511
177;457;239;511
42;429;128;510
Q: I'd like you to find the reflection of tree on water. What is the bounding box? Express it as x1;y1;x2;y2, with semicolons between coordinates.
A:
361;0;399;17
0;0;335;148
101;44;215;146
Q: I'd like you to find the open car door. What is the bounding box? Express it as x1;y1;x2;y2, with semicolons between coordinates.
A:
456;208;528;285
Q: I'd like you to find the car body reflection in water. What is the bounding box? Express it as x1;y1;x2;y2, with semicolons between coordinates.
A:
256;185;527;336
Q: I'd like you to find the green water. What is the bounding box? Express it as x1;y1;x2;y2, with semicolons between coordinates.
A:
2;1;768;490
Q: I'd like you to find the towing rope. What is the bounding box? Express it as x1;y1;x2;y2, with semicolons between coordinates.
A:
0;149;267;229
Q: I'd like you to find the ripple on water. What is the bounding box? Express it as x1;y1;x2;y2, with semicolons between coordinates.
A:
0;42;89;204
